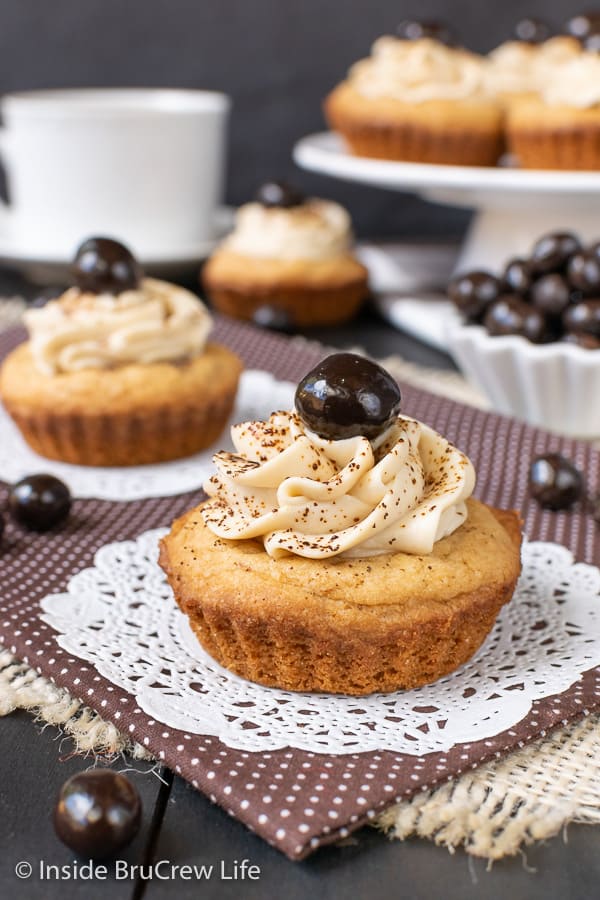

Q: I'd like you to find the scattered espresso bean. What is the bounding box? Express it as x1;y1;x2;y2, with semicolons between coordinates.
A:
529;453;584;510
0;513;4;543
502;258;532;295
8;474;71;531
565;12;600;39
567;251;600;293
589;240;600;261
484;295;549;343
252;305;295;333
54;771;141;859
73;237;142;294
514;16;552;43
530;232;581;274
562;331;600;349
295;352;401;441
588;492;600;524
396;19;454;44
449;229;600;347
563;299;600;337
447;270;500;321
531;273;572;316
255;180;304;209
583;31;600;50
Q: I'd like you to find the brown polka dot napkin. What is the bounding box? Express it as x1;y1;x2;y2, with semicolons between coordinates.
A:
1;317;599;860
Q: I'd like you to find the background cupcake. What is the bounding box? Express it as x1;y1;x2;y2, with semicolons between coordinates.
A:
506;50;600;169
0;238;242;466
324;27;503;166
484;30;581;105
203;181;369;327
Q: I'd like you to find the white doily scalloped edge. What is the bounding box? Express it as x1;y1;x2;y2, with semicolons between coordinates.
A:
38;528;600;756
0;370;295;501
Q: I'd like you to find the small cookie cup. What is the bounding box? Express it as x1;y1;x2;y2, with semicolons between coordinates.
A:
0;342;242;467
160;498;522;695
325;82;504;166
203;251;369;327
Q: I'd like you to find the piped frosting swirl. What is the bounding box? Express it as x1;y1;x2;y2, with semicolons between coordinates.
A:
23;278;212;375
221;200;352;261
202;410;475;559
541;51;600;108
348;36;486;103
484;36;582;97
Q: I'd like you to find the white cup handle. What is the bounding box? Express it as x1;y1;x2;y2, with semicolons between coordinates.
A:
0;127;13;229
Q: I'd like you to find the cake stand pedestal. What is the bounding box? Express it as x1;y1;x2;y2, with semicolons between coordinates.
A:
294;132;600;272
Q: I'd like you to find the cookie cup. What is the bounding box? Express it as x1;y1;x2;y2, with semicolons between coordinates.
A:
506;97;600;169
203;250;368;326
324;82;504;166
159;498;522;695
0;342;243;466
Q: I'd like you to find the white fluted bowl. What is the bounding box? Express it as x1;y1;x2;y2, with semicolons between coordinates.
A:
447;322;600;438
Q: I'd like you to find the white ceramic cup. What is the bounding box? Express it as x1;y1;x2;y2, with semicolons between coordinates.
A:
0;88;231;256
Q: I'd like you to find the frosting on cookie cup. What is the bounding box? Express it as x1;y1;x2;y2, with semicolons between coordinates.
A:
324;36;503;165
204;199;368;325
484;36;582;103
506;51;600;169
202;411;476;559
0;278;242;466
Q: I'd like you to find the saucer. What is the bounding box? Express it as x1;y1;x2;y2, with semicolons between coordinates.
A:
357;241;461;352
0;207;234;284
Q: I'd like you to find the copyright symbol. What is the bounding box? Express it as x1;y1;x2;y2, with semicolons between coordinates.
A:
15;861;32;879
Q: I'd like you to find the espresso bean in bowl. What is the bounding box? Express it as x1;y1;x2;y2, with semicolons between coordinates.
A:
446;230;600;437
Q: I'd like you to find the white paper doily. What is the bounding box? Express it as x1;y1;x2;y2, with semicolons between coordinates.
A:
39;529;600;755
0;370;295;501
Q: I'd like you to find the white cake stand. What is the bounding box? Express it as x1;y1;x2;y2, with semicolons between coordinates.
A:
293;132;600;272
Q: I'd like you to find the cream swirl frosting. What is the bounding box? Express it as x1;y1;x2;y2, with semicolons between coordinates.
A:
541;52;600;108
221;200;352;261
535;36;582;79
484;41;539;95
484;37;582;97
348;36;486;103
202;411;475;559
24;278;212;375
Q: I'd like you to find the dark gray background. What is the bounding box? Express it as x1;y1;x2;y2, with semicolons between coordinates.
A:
0;0;584;238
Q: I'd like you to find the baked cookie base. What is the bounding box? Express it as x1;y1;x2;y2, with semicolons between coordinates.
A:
324;84;504;166
207;283;366;327
160;499;523;695
508;126;600;170
506;100;600;170
0;342;242;466
203;252;369;327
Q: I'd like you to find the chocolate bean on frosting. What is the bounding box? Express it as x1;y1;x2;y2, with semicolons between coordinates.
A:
295;352;402;441
73;237;143;294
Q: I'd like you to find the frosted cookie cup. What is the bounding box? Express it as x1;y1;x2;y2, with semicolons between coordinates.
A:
484;35;581;105
506;52;600;169
203;181;368;327
325;37;503;165
160;353;522;695
0;238;242;466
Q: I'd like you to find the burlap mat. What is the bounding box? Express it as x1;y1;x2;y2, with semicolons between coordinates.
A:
1;297;599;861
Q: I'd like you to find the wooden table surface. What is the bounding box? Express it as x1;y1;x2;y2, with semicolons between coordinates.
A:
1;295;599;900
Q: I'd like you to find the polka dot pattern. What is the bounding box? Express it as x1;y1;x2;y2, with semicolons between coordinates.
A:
0;319;599;860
